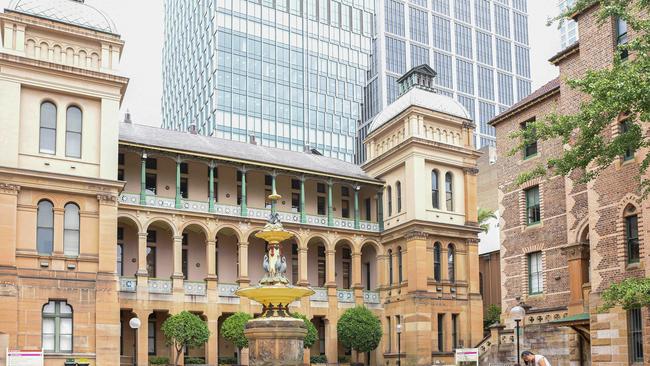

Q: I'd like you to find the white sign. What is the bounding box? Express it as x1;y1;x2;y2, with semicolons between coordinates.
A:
6;350;44;366
455;348;479;363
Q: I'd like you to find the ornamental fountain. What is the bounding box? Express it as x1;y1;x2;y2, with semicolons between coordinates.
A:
235;191;315;366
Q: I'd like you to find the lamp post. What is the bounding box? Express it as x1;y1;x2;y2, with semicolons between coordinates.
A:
129;317;141;366
510;306;525;366
396;323;402;366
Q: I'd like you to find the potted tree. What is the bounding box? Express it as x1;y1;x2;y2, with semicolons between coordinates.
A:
337;306;382;366
221;312;253;366
161;311;210;366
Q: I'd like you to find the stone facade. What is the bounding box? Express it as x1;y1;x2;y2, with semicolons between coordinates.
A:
485;4;650;366
0;4;483;366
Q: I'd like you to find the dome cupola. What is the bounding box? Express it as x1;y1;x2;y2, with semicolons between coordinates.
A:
8;0;117;34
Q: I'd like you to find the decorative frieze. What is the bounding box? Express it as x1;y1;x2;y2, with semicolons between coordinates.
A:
0;183;21;195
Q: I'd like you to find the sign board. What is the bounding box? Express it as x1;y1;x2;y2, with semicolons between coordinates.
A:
455;348;479;363
6;350;44;366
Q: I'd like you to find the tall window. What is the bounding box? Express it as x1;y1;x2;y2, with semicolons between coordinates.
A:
387;186;393;216
291;179;300;213
117;227;124;276
39;102;57;154
65;106;82;158
437;314;444;352
628;308;644;363
63;203;80;257
37;200;54;255
521;119;538;158
342;247;351;289
145;158;157;195
148;315;156;355
365;198;371;221
317;183;326;215
432;170;440;209
317;245;326;287
452;314;459;349
620;120;635;161
397;246;403;283
42;300;73;353
616;17;629;60
146;230;157;277
626;214;640;264
396;181;402;213
434;242;441;282
445;173;454;211
528;251;542;294
448;244;455;283
525;186;541;225
388;249;394;285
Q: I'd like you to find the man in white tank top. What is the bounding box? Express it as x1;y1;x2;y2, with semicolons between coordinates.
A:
521;351;552;366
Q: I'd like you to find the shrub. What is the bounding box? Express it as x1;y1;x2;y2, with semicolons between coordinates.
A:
149;356;170;365
310;354;327;364
338;355;350;363
221;312;253;365
337;306;382;364
484;304;502;329
184;357;206;364
161;311;210;366
291;312;318;349
217;356;238;365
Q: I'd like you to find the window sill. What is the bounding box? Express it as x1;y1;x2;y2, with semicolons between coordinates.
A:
524;222;543;230
523;153;539;161
626;262;641;270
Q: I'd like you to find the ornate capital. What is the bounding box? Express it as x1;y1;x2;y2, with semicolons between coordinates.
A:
466;238;480;246
97;193;117;203
462;121;477;130
562;243;590;260
0;183;21;195
463;167;480;176
405;230;429;241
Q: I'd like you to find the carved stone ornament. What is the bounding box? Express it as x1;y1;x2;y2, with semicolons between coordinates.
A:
463;167;480;175
97;193;117;203
0;183;21;194
405;230;429;240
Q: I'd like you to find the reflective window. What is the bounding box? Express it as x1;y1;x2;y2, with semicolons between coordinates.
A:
626;214;639;263
42;300;73;353
385;0;405;36
386;37;406;74
411;45;429;67
456;59;474;94
496;38;512;71
432;16;452;51
396;181;402;213
528;251;542;294
37;200;54;255
476;31;493;65
474;0;491;30
63;203;80;257
494;5;510;38
434;52;453;88
498;72;514;105
409;7;429;44
445;172;454;211
453;0;470;23
478;66;495;100
65;106;82;158
432;170;440;209
432;0;450;15
447;244;455;283
40;102;57;154
455;23;473;59
433;242;441;281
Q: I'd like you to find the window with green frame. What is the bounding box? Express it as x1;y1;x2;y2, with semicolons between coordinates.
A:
626;214;640;264
42;300;73;353
528;252;542;295
521;119;538;159
620;120;635;161
525;186;541;225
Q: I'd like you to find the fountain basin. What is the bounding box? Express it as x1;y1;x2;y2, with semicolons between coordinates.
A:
236;285;315;307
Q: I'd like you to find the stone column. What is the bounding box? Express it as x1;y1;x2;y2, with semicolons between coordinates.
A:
463;167;479;224
52;207;65;270
206;239;217;289
208;162;215;213
376;189;384;231
238;241;249;284
327;179;334;226
325;318;338;365
405;231;429;290
352;252;363;304
300;176;306;223
172;235;184;289
136;232;149;290
0;184;20;267
563;243;590;315
206;313;219;366
353;185;360;229
175;157;182;209
134;309;151;366
240;168;248;217
326;249;336;287
140;153;147;205
298;247;309;286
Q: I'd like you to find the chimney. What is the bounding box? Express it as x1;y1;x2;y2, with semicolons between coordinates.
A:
124;110;132;124
249;134;257;145
188;124;198;134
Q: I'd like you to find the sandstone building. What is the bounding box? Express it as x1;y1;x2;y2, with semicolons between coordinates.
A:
0;1;483;365
482;4;649;366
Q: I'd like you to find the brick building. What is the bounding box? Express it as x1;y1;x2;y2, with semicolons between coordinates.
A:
480;3;649;366
0;2;483;365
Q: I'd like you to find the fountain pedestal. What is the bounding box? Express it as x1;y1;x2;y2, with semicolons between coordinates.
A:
245;317;307;366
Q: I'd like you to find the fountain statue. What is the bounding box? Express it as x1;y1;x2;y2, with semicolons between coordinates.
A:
235;191;315;365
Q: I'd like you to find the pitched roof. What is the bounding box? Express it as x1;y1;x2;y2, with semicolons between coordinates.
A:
489;77;561;126
119;123;382;184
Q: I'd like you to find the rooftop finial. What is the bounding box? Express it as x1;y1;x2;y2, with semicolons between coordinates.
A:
397;64;438;97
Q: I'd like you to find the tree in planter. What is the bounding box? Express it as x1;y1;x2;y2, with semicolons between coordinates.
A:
336;306;382;366
221;312;253;364
291;312;318;349
483;304;502;330
161;311;210;366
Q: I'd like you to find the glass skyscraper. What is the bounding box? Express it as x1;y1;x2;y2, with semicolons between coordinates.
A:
162;0;375;163
358;0;532;162
558;0;578;49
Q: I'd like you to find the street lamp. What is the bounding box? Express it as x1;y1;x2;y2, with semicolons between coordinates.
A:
129;317;141;366
510;306;525;366
396;323;402;366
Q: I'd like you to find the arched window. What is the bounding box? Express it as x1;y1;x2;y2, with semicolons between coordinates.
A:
37;200;54;255
64;203;80;257
388;249;393;285
445;172;454;211
448;244;455;283
624;205;640;264
397;246;403;283
39;102;57;154
65;106;82;158
434;242;441;282
387;186;393;216
396;181;402;213
42;300;73;353
432;170;440;209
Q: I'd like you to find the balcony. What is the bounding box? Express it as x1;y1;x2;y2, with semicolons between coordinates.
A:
119;193;380;232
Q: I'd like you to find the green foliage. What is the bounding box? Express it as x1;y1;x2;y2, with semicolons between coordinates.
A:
310;354;328;364
477;208;497;233
511;0;650;196
338;355;351;363
291;312;318;348
483;304;502;329
184;357;206;364
221;312;253;350
149;356;170;365
217;356;238;365
337;306;382;363
161;311;210;366
599;277;650;312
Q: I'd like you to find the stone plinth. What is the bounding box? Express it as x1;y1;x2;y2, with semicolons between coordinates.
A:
245;317;307;366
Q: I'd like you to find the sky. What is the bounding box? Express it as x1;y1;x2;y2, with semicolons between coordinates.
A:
1;0;560;127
